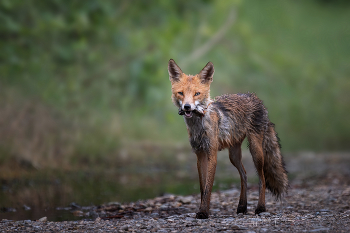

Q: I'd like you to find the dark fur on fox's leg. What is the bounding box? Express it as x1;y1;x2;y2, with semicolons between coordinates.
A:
255;205;266;215
237;202;247;214
196;212;209;219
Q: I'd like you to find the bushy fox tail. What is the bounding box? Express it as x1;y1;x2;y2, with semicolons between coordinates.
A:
263;122;288;199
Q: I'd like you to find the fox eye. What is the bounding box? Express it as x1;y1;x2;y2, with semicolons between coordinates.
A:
178;92;183;96
194;92;200;96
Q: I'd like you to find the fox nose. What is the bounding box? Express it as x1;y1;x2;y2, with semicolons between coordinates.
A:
184;104;191;111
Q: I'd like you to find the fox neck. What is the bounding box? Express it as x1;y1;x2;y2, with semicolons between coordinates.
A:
184;106;213;154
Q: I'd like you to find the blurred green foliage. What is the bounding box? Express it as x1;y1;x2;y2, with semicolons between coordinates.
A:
0;0;349;167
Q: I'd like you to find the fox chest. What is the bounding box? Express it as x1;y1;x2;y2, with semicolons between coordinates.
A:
185;116;216;153
184;112;242;153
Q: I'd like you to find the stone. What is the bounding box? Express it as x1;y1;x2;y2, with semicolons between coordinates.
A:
178;196;193;204
38;217;47;222
259;212;271;217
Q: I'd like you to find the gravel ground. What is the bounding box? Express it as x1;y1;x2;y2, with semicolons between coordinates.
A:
1;172;349;232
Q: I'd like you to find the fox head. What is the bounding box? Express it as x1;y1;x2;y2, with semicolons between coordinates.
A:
168;59;214;118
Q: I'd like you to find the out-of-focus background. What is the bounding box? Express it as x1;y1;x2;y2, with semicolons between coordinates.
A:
0;0;349;221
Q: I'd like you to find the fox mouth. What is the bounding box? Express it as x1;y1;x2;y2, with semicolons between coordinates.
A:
184;111;193;118
178;108;195;118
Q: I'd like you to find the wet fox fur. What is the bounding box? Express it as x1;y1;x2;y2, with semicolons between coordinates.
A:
168;59;288;219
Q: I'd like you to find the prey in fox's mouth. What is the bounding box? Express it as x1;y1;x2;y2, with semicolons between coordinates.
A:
178;108;200;118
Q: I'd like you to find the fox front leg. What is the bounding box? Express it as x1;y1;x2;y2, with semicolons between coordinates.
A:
195;151;217;219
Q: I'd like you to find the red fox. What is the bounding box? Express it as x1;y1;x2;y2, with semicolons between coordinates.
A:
168;59;288;219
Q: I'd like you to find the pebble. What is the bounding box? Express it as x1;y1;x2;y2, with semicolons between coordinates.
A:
258;212;271;217
23;205;31;211
309;227;330;232
120;224;130;231
178;196;193;204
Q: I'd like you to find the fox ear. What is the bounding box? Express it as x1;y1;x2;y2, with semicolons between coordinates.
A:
199;62;214;84
168;59;183;82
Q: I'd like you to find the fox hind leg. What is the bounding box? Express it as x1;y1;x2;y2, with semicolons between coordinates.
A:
229;144;248;214
248;133;267;214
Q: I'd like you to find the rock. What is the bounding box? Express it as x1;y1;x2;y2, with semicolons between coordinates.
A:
23;205;31;211
87;210;99;219
120;224;130;231
38;217;47;222
319;209;330;212
105;202;122;211
309;228;330;232
159;204;171;210
178;196;193;204
69;202;81;209
72;210;84;216
342;187;350;196
107;201;121;206
1;207;16;212
259;212;271;217
151;213;159;219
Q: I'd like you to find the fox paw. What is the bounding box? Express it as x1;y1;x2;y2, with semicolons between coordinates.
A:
196;212;209;219
237;205;247;214
255;205;266;215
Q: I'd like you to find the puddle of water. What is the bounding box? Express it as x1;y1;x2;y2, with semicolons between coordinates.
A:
0;168;234;221
0;208;84;222
0;158;242;221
